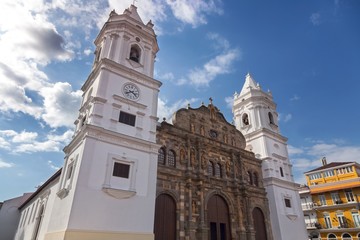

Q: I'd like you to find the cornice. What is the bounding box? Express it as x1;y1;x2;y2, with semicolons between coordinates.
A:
244;127;288;143
83;58;161;93
66;124;160;155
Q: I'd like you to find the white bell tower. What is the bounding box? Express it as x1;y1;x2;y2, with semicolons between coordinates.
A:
233;73;307;240
46;5;161;240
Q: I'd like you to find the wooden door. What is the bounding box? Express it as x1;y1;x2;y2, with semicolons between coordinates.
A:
252;207;268;240
207;195;230;240
154;194;176;240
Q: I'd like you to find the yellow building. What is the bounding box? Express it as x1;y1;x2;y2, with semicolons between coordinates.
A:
305;159;360;240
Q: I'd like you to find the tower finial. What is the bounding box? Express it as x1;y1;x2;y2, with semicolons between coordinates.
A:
133;0;137;6
209;97;213;105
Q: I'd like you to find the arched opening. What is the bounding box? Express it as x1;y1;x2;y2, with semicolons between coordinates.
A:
129;45;141;63
207;195;230;240
242;113;249;125
158;148;165;165
208;161;215;176
215;163;222;178
247;171;253;185
253;172;259;186
268;112;274;124
32;205;44;240
252;207;268;240
168;150;176;167
328;233;337;240
342;233;352;240
154;194;176;240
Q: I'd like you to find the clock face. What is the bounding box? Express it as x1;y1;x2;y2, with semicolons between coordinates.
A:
209;130;218;138
122;83;140;101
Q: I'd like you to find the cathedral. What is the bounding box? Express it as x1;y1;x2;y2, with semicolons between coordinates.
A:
9;5;307;240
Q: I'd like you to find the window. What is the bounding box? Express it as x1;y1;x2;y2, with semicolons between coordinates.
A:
119;111;136;126
352;212;360;227
253;172;258;186
309;172;322;180
168;150;176;167
342;233;352;240
337;166;353;175
215;163;222;178
331;192;341;204
328;233;337;240
319;195;327;205
284;198;291;208
158;148;165;165
248;171;253;185
345;189;355;202
280;167;284;177
324;170;335;177
67;164;74;180
324;213;332;229
112;162;130;178
129;45;141;63
81;115;87;126
268;112;274;124
337;213;347;228
32;205;44;240
242;113;249;125
208;161;214;176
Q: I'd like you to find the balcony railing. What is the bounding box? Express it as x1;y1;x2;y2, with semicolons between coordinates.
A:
301;203;314;210
306;222;317;229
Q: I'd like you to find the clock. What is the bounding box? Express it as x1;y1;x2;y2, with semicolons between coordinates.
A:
122;83;140;101
209;130;218;138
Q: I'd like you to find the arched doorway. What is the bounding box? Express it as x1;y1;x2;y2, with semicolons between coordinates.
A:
252;207;268;240
207;194;230;240
154;194;176;240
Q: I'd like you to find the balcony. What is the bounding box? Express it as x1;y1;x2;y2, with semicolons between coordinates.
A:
306;222;317;229
302;203;314;211
312;201;359;210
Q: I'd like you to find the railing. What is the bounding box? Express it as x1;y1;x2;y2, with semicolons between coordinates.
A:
306;222;317;228
301;203;314;210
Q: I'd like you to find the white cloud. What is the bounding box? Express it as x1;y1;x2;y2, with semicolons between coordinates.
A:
310;13;321;26
158;97;199;123
179;48;239;88
157;72;175;81
176;33;239;88
288;145;304;155
47;160;60;170
0;129;73;154
0;130;37;143
40;82;82;128
166;0;222;27
224;96;234;109
290;140;360;184
0;159;13;168
290;94;300;101
84;48;92;56
279;113;292;122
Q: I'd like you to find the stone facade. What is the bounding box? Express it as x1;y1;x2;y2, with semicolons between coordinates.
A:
155;102;273;240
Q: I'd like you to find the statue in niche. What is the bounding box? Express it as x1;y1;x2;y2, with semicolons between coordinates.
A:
224;134;228;144
190;149;196;166
180;149;186;164
192;200;197;214
226;161;231;176
190;123;195;133
201;153;207;169
200;125;205;136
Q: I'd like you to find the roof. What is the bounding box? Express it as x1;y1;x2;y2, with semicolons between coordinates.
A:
239;73;259;96
305;161;354;174
19;168;62;209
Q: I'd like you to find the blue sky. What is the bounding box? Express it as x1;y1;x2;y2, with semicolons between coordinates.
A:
0;0;359;201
